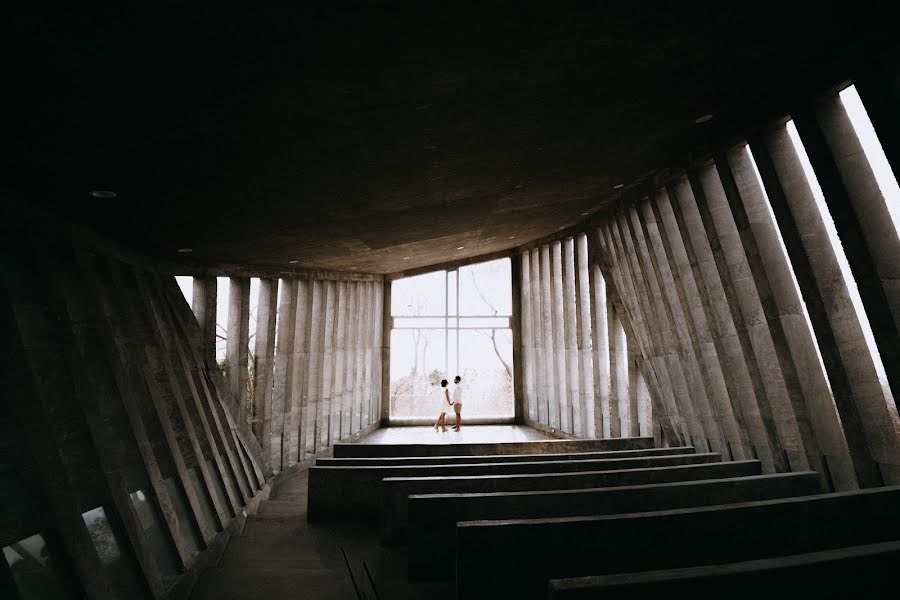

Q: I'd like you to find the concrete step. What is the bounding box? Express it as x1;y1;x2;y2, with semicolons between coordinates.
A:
407;472;822;579
308;453;721;521
548;540;900;599
456;485;900;600
332;436;655;458
382;461;762;544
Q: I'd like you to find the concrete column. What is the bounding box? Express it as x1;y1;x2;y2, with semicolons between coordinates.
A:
511;257;525;423
794;99;900;411
563;237;581;435
226;278;250;424
577;234;596;438
589;263;609;438
614;213;706;449
373;280;385;425
640;196;742;458
671;176;779;471
354;282;366;431
344;279;359;433
363;281;375;427
697;162;812;472
636;360;652;437
656;186;756;461
529;249;544;424
191;276;217;366
251;279;277;469
291;281;310;464
332;282;347;443
729;143;860;487
380;281;392;425
760;125;900;485
271;280;296;473
319;281;336;451
600;224;685;445
520;252;534;421
540;244;556;428
306;280;324;456
627;340;640;438
612;311;629;436
606;305;623;437
550;241;567;431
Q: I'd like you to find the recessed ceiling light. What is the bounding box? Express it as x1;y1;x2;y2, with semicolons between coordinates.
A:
695;114;714;124
508;236;517;240
177;248;192;253
350;266;358;270
289;260;299;264
90;190;117;199
613;184;625;189
402;256;411;260
580;211;589;216
457;246;465;250
558;226;566;230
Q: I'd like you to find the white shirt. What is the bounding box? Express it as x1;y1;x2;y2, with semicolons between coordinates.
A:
452;384;462;405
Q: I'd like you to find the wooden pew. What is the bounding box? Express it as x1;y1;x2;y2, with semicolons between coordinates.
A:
407;472;821;580
455;486;900;600
308;452;719;522
381;460;762;544
316;445;694;467
331;436;655;458
548;540;900;599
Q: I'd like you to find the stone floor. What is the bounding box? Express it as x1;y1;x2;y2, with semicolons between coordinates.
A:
349;424;552;445
189;425;552;599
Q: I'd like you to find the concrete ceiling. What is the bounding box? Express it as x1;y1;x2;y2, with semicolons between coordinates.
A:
6;2;896;274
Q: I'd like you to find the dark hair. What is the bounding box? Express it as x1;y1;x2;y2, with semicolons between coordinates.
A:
440;379;448;387
454;375;461;383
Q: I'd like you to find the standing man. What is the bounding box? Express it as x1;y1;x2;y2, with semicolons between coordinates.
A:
451;375;463;431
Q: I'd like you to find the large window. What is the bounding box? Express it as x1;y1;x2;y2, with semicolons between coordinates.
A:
389;258;514;420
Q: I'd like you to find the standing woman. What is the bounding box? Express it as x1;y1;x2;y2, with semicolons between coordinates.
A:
434;379;451;432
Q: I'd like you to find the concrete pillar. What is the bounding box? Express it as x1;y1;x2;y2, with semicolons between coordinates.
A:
577;234;596;438
589;263;609;438
606;305;623;437
272;280;296;472
614;213;706;449
627;341;641;438
363;281;376;427
520;252;534;421
331;282;347;443
191;276;217;366
671;176;780;471
636;361;652;437
759;125;900;485
380;281;392;425
794;99;900;411
226;278;250;420
343;281;358;436
729;143;861;487
306;280;324;456
599;224;685;445
640;196;743;458
530;249;545;425
354;282;366;431
550;241;567;431
291;281;310;464
540;244;556;428
373;280;385;426
319;281;336;451
251;279;278;468
697;162;813;472
511;257;525;423
563;237;580;435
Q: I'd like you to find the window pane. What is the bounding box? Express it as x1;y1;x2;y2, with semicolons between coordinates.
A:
389;329;447;418
391;271;446;316
457;329;514;418
458;258;512;316
458;317;510;328
82;506;148;598
3;532;81;600
129;489;181;585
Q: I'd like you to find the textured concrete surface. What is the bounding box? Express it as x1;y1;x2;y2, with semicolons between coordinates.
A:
456;486;900;600
548;540;900;599
189;468;452;600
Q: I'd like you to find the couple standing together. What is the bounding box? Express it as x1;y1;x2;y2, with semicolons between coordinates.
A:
435;376;463;432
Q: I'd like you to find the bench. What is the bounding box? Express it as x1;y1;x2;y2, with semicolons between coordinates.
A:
456;486;900;600
331;436;655;458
